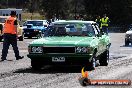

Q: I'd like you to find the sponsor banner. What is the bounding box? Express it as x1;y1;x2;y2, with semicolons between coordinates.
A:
79;67;131;86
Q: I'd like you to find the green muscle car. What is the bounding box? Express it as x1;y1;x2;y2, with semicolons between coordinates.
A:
27;20;111;70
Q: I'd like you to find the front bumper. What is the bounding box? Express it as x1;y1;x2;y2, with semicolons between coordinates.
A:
27;54;92;65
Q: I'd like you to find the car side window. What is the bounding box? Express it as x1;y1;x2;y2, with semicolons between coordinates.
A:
95;24;100;33
85;24;95;36
92;25;99;35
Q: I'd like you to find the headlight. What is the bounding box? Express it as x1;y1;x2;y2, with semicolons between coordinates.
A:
75;47;88;53
31;46;43;53
76;47;82;53
81;47;87;53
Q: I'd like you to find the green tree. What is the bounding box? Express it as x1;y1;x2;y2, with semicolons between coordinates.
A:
40;0;68;19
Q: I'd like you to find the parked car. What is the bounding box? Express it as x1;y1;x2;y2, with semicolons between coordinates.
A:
125;25;132;46
0;16;24;41
27;20;111;70
23;20;48;38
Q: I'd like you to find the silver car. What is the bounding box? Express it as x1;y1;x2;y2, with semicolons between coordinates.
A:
125;28;132;46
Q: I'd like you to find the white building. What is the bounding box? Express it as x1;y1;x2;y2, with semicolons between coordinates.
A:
0;8;22;21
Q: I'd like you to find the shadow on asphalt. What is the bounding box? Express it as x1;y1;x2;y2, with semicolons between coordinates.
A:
13;65;85;74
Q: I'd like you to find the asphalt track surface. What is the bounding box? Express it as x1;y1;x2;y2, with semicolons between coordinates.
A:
0;33;132;88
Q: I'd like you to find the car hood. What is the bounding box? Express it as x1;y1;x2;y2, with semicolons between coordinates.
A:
126;30;132;34
30;36;98;47
23;26;44;29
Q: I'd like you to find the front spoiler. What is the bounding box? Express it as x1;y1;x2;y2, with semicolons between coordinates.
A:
27;54;93;65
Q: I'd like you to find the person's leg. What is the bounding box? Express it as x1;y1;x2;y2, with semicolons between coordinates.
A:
102;26;108;34
10;35;24;60
10;35;20;59
106;27;108;35
102;26;105;34
1;34;10;60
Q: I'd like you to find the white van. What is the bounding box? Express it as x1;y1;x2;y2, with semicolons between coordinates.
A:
0;8;22;21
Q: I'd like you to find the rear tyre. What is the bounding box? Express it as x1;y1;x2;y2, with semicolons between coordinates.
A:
31;59;43;70
99;50;109;66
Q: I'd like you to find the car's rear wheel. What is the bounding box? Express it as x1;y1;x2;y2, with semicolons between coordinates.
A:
99;50;109;66
125;39;129;46
31;59;43;70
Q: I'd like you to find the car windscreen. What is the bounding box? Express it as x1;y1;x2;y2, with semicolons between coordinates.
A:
44;23;95;37
25;21;43;26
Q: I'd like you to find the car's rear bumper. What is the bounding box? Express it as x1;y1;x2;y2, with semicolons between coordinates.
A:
27;54;93;65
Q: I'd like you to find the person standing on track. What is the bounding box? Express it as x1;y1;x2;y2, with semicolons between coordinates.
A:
100;14;110;35
1;11;24;61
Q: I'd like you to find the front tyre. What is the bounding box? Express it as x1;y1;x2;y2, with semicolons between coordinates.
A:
99;50;109;66
85;54;96;71
125;39;129;46
31;59;43;70
0;35;3;42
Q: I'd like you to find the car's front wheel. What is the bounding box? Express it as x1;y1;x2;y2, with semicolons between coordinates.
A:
85;53;96;71
31;59;43;70
99;50;109;66
125;39;129;46
0;36;3;42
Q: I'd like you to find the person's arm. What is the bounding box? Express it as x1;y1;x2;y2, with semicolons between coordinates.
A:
14;20;18;34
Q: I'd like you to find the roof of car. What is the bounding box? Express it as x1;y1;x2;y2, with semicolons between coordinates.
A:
53;20;96;24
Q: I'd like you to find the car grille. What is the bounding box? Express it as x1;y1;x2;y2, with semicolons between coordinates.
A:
43;47;75;53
